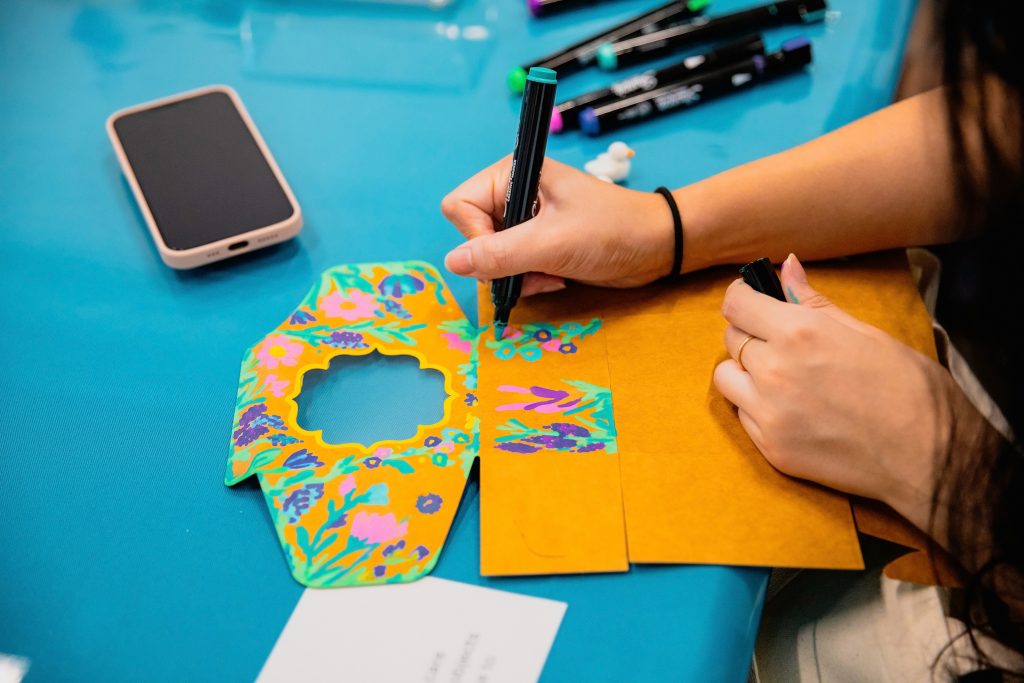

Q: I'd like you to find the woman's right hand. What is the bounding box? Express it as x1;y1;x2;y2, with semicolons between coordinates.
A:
441;156;676;296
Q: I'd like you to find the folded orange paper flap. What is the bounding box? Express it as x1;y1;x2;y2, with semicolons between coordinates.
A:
477;293;629;576
599;293;862;570
853;497;963;586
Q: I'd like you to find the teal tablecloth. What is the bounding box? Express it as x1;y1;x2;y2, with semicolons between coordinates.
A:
0;0;914;680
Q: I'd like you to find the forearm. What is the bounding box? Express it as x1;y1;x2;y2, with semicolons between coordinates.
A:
677;88;962;272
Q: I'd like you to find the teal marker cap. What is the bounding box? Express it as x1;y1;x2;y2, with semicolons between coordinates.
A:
507;66;528;94
526;66;557;84
686;0;711;11
596;43;617;70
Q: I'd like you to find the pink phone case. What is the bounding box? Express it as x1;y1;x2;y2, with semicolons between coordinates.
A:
107;84;303;269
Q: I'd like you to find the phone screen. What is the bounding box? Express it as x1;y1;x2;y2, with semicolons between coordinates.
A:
113;91;295;251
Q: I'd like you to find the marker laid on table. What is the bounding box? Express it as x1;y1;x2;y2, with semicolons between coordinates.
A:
507;0;710;93
551;33;764;133
528;0;618;18
595;0;825;71
493;67;558;340
739;257;786;301
580;37;812;136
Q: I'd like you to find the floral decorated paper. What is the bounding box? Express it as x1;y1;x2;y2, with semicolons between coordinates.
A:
226;261;479;587
475;306;630;576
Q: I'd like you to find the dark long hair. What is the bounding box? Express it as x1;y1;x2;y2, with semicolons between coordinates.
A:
931;0;1024;676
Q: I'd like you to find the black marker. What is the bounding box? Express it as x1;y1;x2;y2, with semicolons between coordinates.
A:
493;67;558;340
550;33;764;134
739;257;786;301
595;0;825;71
507;0;710;93
528;0;620;18
580;37;812;136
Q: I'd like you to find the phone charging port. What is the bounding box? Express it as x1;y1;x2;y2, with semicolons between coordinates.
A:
228;240;249;251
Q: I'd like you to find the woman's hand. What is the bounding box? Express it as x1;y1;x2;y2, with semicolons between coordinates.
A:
441;156;674;296
713;254;962;533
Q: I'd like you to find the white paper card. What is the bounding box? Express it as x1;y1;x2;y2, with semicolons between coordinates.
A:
258;577;567;683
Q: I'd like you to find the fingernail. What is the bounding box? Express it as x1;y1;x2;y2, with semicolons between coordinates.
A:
445;245;474;275
788;253;808;283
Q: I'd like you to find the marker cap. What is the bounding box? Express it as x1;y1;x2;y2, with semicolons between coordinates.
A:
579;107;600;136
527;66;558;84
550;107;564;133
507;66;528;94
596;43;617;70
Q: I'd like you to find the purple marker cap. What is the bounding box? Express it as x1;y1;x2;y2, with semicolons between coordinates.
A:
527;0;543;17
550;107;564;134
752;54;766;74
782;37;812;52
579;108;600;137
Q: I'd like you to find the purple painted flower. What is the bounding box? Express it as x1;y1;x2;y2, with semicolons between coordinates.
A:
289;310;316;325
233;423;268;447
532;329;553;342
416;493;443;515
373;565;386;578
545;423;590;438
464;393;478;407
496;441;541;453
283;448;323;469
363;456;382;469
558;342;578;354
326;331;368;349
239;403;267;427
383;299;412;320
383;539;406;557
281;483;325;523
525;435;578;450
575;442;606;453
377;274;425;298
424;436;441;448
497;385;582;413
413;545;430;560
326;512;348;529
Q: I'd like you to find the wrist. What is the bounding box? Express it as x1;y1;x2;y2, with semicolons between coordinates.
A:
879;362;963;542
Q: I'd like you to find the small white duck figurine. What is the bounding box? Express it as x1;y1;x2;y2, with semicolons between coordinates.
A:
584;141;635;183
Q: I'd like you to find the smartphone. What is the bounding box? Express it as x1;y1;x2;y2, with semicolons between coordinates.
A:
107;85;302;269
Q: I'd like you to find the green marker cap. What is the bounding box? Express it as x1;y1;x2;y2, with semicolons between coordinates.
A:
596;43;617;71
686;0;711;11
526;67;557;85
507;66;528;94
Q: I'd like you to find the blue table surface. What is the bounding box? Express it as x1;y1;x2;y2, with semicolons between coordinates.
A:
0;0;914;680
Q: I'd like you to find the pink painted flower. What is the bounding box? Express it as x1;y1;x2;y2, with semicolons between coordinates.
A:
541;339;561;352
441;332;473;354
350;511;407;545
503;326;524;341
320;289;380;321
372;446;393;458
436;441;455;454
338;475;356;497
262;374;289;398
256;335;303;370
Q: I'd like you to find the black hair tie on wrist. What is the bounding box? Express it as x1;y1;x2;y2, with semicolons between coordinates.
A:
654;186;684;282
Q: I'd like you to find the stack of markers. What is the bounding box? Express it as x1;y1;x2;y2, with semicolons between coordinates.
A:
507;0;826;136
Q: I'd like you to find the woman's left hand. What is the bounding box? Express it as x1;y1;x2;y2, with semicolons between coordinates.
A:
713;254;956;531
